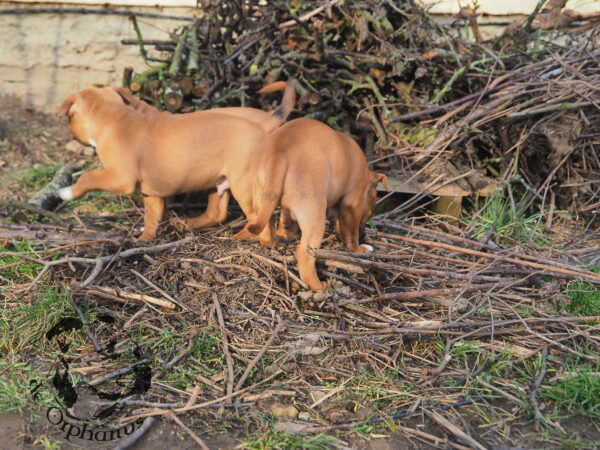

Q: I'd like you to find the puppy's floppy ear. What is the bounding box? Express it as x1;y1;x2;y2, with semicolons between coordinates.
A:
57;95;77;120
372;172;389;191
112;87;136;106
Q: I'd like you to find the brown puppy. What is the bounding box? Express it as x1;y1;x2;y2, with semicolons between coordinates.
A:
57;83;295;241
230;118;388;291
112;82;293;232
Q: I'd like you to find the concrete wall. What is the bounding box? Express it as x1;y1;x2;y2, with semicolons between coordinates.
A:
0;1;200;112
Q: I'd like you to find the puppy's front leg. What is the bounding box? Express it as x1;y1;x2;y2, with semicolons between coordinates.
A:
136;195;165;241
338;205;372;253
58;169;136;201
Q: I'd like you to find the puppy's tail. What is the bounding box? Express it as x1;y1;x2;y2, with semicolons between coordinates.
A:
247;159;287;235
256;79;296;134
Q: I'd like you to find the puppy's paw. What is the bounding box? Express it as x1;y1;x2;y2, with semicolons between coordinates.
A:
58;186;74;202
169;217;190;233
259;237;277;248
275;230;297;243
360;244;374;253
134;231;155;242
232;227;256;240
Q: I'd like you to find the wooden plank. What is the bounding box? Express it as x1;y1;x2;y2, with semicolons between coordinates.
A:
432;195;462;219
379;175;499;197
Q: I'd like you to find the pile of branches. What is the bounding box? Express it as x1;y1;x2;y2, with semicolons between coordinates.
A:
123;0;600;217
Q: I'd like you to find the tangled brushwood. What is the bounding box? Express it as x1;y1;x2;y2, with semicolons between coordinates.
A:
124;0;600;219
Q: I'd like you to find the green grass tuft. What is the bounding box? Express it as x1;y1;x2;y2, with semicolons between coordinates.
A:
0;240;44;282
10;162;61;191
238;431;334;450
0;359;58;414
0;287;78;355
541;362;600;420
467;194;548;245
564;268;600;317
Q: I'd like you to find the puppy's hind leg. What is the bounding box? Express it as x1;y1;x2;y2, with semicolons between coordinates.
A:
173;190;229;232
136;195;165;241
295;208;326;291
276;208;299;243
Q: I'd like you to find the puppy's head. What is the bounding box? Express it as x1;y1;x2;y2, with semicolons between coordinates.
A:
360;172;389;224
57;88;123;145
58;93;91;145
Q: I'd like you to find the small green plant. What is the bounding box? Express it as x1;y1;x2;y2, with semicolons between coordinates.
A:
0;360;57;413
62;192;134;215
564;268;600;317
467;194;548;245
541;361;600;420
0;287;78;354
238;431;334;450
0;240;44;282
33;436;62;450
190;329;226;374
10;162;61;190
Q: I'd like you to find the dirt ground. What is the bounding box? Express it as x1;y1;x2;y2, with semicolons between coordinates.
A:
1;93;599;450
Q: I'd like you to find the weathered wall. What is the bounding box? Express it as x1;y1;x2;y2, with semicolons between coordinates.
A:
0;2;200;112
420;0;600;15
2;0;599;113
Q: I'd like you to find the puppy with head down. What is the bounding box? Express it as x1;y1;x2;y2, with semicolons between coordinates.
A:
57;83;294;241
230;118;388;291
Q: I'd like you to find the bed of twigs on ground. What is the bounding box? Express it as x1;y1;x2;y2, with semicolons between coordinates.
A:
1;0;600;447
1;193;599;448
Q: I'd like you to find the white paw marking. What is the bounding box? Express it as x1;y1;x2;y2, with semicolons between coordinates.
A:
88;138;97;148
139;226;145;232
361;244;374;253
58;186;73;201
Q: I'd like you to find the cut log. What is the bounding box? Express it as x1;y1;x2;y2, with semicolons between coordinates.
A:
27;165;79;210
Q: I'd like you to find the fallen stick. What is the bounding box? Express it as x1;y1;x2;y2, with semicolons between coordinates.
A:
429;411;487;450
212;294;235;406
357;279;527;304
279;0;342;28
249;252;308;289
375;221;598;274
475;376;527;408
0;201;69;226
529;345;549;430
112;417;156;450
302;397;482;433
85;286;176;310
79;236;194;287
167;412;209;450
130;268;189;311
311;248;504;283
0;227;120;245
88;359;150;386
377;233;600;284
2;236;194;292
234;317;284;391
182;257;259;278
118;371;283;424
